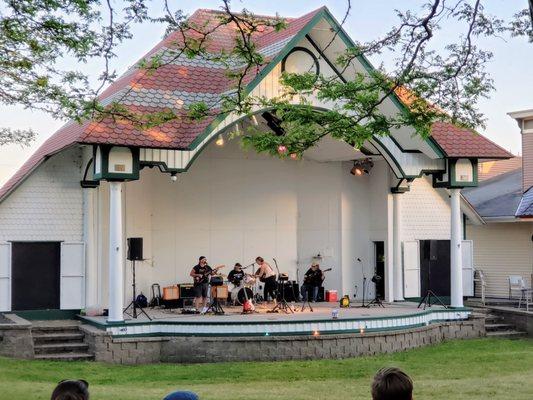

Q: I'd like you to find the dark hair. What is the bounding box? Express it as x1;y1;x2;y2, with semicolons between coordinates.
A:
234;263;242;268
198;256;206;262
51;380;89;400
255;256;264;263
371;367;413;400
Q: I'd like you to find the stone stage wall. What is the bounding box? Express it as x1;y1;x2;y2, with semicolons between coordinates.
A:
81;316;485;364
0;314;34;359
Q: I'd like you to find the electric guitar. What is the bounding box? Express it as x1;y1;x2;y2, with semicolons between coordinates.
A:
193;265;225;284
303;267;332;285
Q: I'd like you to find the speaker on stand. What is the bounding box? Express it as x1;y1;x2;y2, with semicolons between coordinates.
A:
124;238;152;320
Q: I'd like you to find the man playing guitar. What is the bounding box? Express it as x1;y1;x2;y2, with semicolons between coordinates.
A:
254;256;277;304
190;256;224;312
301;262;324;302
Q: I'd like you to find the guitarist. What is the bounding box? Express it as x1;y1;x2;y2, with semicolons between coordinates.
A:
190;256;223;312
301;262;324;302
254;256;277;304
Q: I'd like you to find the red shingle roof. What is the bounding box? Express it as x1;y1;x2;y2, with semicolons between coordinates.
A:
0;6;513;203
430;121;512;159
0;8;322;201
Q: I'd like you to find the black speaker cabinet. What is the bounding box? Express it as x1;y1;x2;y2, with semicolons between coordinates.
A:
127;237;143;261
179;284;195;299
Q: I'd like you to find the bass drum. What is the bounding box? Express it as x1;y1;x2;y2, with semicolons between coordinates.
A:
231;287;254;305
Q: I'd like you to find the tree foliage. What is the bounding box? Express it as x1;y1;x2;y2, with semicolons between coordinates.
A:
0;0;532;153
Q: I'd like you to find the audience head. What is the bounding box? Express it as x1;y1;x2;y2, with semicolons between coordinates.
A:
51;380;89;400
371;367;413;400
163;391;199;400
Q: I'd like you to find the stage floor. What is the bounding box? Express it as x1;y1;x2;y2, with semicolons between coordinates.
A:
80;302;472;337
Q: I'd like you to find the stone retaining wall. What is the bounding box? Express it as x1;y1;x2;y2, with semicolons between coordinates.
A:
80;316;485;364
490;307;533;337
0;314;34;359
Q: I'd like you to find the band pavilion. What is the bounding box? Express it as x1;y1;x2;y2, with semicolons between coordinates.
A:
0;7;510;344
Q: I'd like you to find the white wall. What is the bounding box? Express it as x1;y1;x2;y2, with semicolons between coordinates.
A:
91;139;393;306
466;222;533;298
0;147;83;241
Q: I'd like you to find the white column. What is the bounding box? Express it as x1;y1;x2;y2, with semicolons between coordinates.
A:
393;193;404;301
450;188;464;308
83;188;98;307
385;194;395;302
108;181;124;322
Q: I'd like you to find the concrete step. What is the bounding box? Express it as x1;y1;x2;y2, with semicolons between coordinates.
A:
33;332;85;344
486;323;515;332
486;330;528;339
34;342;89;355
32;326;81;335
34;352;94;361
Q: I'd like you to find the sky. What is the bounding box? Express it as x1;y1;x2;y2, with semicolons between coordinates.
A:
1;0;532;185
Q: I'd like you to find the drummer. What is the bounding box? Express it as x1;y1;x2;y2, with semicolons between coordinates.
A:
227;263;245;286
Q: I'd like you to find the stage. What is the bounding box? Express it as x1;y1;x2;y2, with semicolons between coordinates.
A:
79;302;472;338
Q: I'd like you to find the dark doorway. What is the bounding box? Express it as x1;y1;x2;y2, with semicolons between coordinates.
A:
373;241;385;299
11;242;61;310
419;240;450;297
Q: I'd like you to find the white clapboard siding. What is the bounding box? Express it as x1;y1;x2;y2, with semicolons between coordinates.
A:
403;241;420;297
0;242;11;311
60;242;85;310
462;240;474;297
466;223;533;298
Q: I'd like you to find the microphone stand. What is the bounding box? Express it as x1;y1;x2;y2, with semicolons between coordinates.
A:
357;258;367;308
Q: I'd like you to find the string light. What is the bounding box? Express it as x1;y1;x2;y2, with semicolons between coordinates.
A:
313;330;320;336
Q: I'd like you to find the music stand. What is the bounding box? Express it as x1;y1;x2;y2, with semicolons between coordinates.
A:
123;259;152;320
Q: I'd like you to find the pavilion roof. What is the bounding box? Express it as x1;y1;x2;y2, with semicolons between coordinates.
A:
0;7;513;202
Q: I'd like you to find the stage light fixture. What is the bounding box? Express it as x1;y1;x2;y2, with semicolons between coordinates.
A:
170;172;178;182
350;158;374;176
215;134;224;146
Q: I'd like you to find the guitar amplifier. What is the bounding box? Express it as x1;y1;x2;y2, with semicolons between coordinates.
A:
179;283;195;299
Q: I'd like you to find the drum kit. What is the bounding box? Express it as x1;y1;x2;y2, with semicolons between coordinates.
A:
228;273;261;306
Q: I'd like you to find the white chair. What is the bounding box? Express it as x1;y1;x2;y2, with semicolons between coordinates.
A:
518;288;532;311
508;275;526;300
473;268;486;305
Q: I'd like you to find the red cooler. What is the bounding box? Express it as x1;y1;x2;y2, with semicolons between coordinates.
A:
325;290;338;302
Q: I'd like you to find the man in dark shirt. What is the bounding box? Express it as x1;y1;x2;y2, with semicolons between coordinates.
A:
227;263;245;286
301;262;324;302
190;256;213;312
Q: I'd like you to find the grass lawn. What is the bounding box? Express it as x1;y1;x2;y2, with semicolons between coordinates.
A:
0;338;532;400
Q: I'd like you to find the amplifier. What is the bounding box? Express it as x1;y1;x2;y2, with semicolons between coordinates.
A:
179;283;195;299
276;281;299;302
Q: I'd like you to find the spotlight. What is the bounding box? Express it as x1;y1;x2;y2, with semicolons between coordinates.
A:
350;158;374;176
170;172;178;182
215;134;224;146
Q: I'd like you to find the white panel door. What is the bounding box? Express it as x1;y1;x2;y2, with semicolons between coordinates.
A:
462;240;474;297
60;242;86;310
0;242;11;312
403;241;420;298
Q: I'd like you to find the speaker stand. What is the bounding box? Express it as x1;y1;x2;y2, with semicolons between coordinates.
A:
123;260;152;320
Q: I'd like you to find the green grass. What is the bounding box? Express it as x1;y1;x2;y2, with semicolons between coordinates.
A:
1;338;532;400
